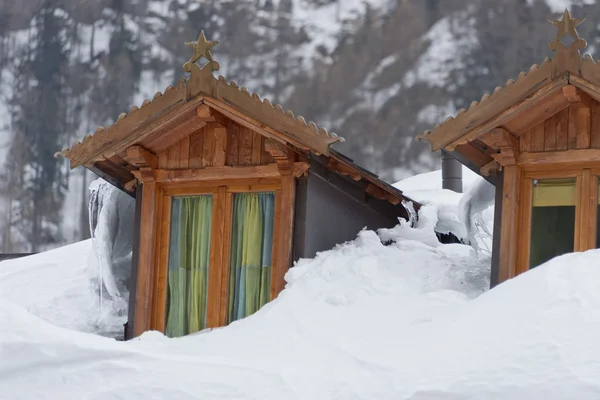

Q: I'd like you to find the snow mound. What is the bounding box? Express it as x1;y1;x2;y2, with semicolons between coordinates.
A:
0;205;493;399
0;240;126;338
394;166;489;239
3;203;600;397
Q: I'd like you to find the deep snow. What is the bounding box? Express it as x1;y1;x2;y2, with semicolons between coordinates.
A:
0;240;127;338
2;170;599;399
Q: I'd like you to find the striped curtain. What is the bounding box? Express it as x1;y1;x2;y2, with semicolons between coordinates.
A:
165;195;212;338
228;192;275;323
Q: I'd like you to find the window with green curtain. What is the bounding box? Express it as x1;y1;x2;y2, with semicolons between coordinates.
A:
529;178;576;269
165;195;213;338
228;192;275;323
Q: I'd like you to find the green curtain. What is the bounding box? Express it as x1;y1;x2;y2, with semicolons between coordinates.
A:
228;192;275;323
165;195;212;338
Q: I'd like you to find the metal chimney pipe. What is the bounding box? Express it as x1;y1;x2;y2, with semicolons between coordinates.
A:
441;150;463;193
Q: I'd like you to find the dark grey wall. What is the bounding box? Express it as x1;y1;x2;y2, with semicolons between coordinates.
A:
490;171;503;288
125;183;143;340
293;158;408;260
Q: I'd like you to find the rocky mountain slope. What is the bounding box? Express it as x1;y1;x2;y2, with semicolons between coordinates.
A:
0;0;597;250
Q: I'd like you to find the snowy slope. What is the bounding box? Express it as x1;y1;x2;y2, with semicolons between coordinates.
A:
394;166;490;239
3;207;600;398
1;205;489;400
0;240;127;338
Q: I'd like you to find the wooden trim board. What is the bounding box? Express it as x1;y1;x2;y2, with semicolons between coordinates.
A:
142;176;294;337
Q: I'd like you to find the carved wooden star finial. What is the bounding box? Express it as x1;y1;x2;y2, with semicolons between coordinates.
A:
550;8;585;42
185;30;219;64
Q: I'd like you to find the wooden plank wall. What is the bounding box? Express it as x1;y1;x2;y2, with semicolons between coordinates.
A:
158;120;274;169
520;100;600;153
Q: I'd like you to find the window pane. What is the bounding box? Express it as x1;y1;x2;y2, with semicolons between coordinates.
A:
529;178;576;269
165;195;212;338
228;192;275;323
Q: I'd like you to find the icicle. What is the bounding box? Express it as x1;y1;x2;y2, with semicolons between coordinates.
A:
402;200;418;227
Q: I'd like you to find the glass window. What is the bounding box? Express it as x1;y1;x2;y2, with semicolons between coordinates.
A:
165;195;213;338
228;192;275;323
529;178;576;269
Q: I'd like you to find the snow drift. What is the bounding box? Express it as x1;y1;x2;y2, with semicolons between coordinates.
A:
0;240;127;338
2;172;599;398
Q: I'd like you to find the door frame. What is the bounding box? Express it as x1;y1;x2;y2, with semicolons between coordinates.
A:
149;177;290;333
516;164;599;276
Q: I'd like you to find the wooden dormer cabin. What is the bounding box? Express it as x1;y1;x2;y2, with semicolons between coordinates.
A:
58;32;418;339
417;10;600;287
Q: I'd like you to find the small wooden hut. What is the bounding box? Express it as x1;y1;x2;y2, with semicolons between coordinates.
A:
58;32;418;339
417;10;600;286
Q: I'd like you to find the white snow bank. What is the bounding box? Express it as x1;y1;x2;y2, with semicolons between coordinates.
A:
3;205;600;397
0;240;127;338
0;205;499;399
394;166;490;239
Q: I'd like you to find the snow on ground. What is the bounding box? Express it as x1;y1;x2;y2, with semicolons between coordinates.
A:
0;240;127;338
0;204;489;399
3;202;600;398
394;166;489;239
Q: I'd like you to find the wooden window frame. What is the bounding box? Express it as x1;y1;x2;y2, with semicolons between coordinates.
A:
516;164;600;276
148;176;292;333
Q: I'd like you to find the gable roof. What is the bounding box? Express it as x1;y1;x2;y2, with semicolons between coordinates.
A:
415;10;600;181
58;60;341;169
56;32;419;211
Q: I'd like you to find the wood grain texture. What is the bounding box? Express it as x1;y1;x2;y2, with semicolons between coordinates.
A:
150;190;165;331
555;107;569;151
158;150;168;169
575;171;590;252
240;127;254;165
206;186;226;328
202;123;215;168
518;148;600;165
516;176;532;277
520;129;531;153
153;164;283;182
252;132;263;164
569;103;591;149
167;141;180;169
153;193;170;333
133;181;157;337
587;174;599;249
544;116;557;151
530;122;545;152
179;136;190;169
423;63;559;151
271;170;295;299
189;127;204;168
498;165;521;282
212;124;227;167
261;136;275;164
226;120;239;166
219;191;234;325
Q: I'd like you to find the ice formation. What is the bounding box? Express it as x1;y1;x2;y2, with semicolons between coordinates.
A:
458;177;495;255
88;179;135;305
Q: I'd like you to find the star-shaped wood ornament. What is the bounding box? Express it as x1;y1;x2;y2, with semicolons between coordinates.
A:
185;30;220;65
550;8;585;42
